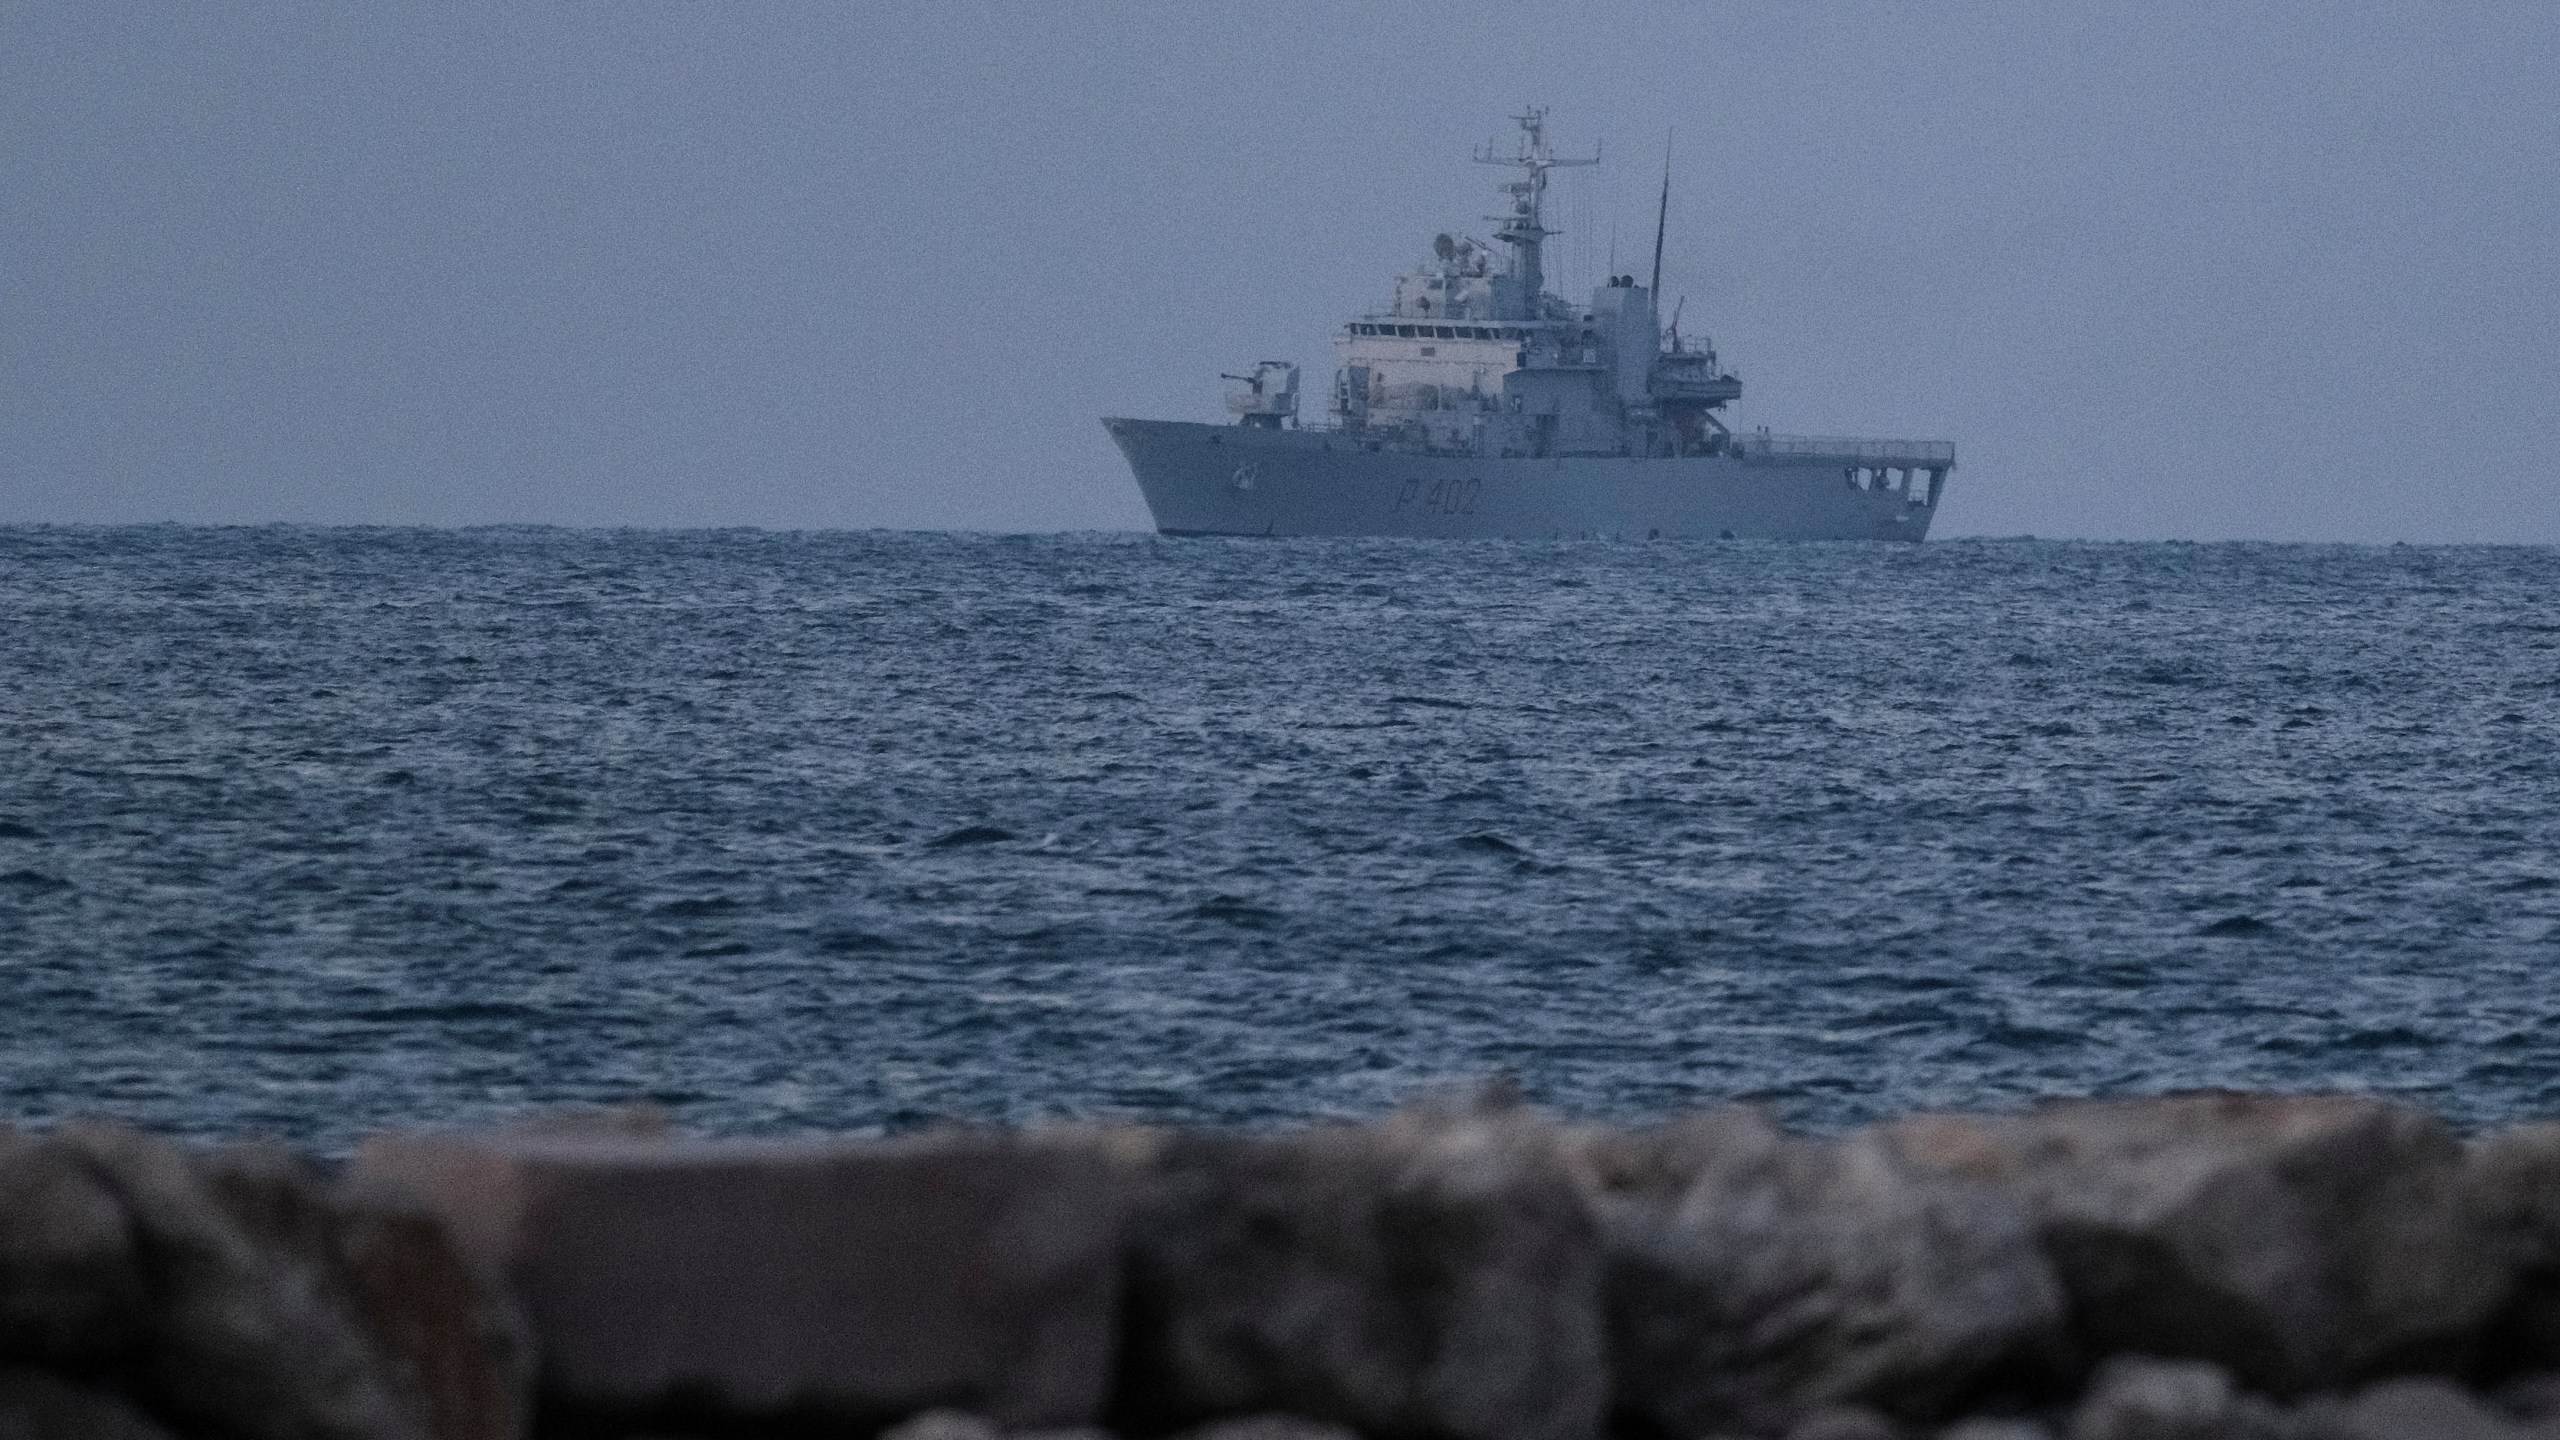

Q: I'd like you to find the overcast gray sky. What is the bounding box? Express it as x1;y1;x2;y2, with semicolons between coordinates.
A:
5;2;2556;539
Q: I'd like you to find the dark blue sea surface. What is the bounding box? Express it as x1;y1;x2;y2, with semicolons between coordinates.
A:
3;527;2558;1151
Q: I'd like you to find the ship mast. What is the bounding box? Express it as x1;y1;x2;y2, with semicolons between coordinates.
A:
1473;108;1597;322
1648;134;1671;323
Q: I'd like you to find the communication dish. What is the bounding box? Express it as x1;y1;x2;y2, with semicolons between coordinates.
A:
1433;233;1457;261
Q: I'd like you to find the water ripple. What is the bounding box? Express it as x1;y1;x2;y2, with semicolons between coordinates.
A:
2;529;2559;1149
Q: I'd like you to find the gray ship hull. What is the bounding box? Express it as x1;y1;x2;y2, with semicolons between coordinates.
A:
1105;418;1940;541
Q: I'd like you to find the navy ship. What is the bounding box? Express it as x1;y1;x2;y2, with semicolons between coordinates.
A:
1104;109;1952;540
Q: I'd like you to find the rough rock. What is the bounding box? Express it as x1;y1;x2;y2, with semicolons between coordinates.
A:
878;1410;1006;1440
199;1142;528;1440
1575;1107;2066;1437
347;1123;1130;1432
1882;1094;2507;1392
0;1125;149;1366
69;1120;426;1440
1015;1426;1123;1440
0;1119;518;1440
2492;1370;2560;1423
2292;1376;2531;1439
1168;1416;1367;1440
0;1367;181;1440
1939;1420;2055;1440
1784;1405;1906;1440
2466;1123;2560;1374
877;1411;1123;1440
1114;1094;1606;1440
2065;1356;2286;1440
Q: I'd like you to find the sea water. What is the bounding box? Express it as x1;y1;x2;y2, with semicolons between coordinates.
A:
3;527;2556;1151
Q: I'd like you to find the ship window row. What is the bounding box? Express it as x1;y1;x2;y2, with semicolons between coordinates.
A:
1351;323;1523;341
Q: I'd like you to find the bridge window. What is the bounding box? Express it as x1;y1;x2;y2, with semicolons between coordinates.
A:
1436;326;1455;339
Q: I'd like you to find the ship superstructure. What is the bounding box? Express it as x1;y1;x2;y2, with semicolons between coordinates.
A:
1106;110;1953;541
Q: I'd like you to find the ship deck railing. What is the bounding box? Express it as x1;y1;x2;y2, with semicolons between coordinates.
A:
1737;434;1955;466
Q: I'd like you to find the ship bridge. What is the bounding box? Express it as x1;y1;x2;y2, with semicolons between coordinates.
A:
1305;110;1765;459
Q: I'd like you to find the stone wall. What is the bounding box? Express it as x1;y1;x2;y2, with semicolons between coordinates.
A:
11;1091;2560;1439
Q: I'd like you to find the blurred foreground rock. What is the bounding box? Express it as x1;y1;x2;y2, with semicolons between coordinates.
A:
1882;1093;2509;1393
1113;1095;1605;1440
1574;1106;2066;1435
0;1365;182;1440
2063;1355;2287;1439
12;1092;2560;1437
0;1120;520;1440
346;1123;1130;1434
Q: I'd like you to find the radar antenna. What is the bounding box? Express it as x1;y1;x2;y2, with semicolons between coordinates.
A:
1471;107;1598;320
